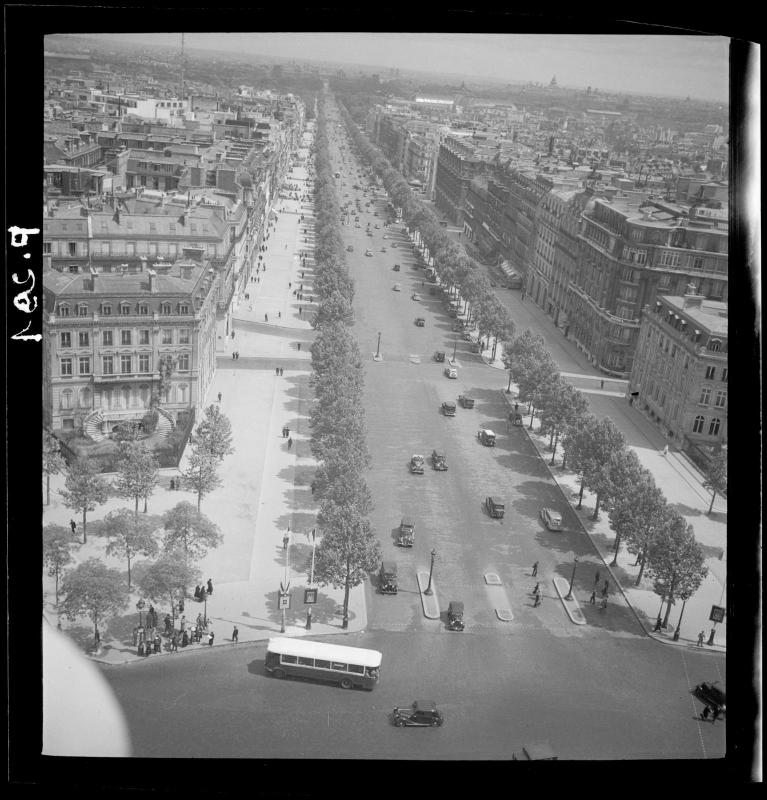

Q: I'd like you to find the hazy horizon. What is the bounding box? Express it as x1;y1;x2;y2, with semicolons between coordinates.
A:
68;33;729;103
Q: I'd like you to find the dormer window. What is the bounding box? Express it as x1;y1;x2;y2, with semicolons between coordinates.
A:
709;338;722;353
161;302;172;315
102;303;112;316
120;302;131;315
139;303;149;315
77;304;88;317
58;304;70;317
180;304;189;315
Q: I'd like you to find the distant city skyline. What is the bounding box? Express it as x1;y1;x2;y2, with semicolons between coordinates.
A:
80;33;730;103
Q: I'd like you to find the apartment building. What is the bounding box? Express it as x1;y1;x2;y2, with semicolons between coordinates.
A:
629;292;727;452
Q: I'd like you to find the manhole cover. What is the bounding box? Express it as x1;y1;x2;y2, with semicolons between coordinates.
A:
495;608;514;622
484;573;502;585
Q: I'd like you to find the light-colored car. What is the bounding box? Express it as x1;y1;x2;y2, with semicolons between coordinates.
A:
365;249;373;257
540;508;563;531
393;283;401;291
444;367;458;379
409;455;425;475
412;293;421;301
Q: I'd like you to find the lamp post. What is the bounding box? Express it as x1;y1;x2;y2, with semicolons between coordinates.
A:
375;331;382;359
673;598;687;641
424;549;437;596
565;557;579;601
306;528;316;630
452;335;458;363
506;367;513;393
136;598;145;628
203;590;208;627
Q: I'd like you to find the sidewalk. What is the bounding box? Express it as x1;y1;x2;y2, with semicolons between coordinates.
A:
43;145;369;666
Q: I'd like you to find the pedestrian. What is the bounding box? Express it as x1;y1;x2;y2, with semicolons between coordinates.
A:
265;314;268;322
171;634;179;653
138;641;145;657
217;392;222;403
600;379;605;389
70;519;77;535
603;580;609;595
297;343;301;351
289;282;292;288
170;478;175;491
589;589;597;605
164;614;172;635
532;561;538;577
287;437;293;450
299;307;302;316
236;352;239;360
232;331;235;339
654;618;663;632
197;613;203;629
154;635;161;654
232;626;239;644
594;570;601;586
661;444;669;456
207;578;213;595
697;630;705;647
514;403;519;412
182;629;189;647
208;630;215;647
533;593;541;608
232;351;235;360
178;597;184;614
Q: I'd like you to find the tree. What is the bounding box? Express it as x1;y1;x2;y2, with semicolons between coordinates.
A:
646;511;708;628
103;508;159;590
139;552;200;626
192;404;235;461
605;471;668;575
59;458;110;543
314;501;381;629
589;445;644;522
702;448;727;515
60;558;129;642
114;441;159;517
42;430;66;506
162;502;222;561
539;380;589;465
43;524;76;605
180;445;222;511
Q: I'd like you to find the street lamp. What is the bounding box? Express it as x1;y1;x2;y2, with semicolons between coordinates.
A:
452;335;458;363
136;598;145;628
203;589;208;627
565;557;579;601
506;367;513;393
673;598;687;641
376;331;381;358
424;549;437;596
306;528;316;630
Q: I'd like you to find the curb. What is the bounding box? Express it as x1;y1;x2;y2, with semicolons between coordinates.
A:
552;577;587;624
416;571;441;619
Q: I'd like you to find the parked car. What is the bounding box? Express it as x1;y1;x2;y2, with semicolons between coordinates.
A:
415;317;425;327
458;395;475;409
393;283;401;291
540;508;563;531
412;292;421;301
444;367;458;379
382;234;387;239
512;741;558;760
485;496;505;518
431;449;448;470
409;454;425;474
374;224;380;229
346;245;354;252
381;247;387;252
365;249;373;257
506;271;524;289
441;401;456;416
478;429;496;446
392;700;443;728
355;223;361;228
447;600;465;631
379;561;398;595
434;351;446;362
393;263;400;271
391;243;398;248
398;518;415;547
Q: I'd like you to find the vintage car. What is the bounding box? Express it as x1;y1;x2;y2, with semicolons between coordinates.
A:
415;317;425;327
444;367;458;379
382;234;387;239
398;518;415;547
512;741;558;760
431;449;448;470
505;271;524;290
365;249;373;257
346;245;354;252
458;395;475;409
392;700;443;727
391;243;398;248
447;600;465;631
486;496;505;519
379;561;398;595
393;263;401;271
540;507;563;532
393;283;401;292
691;682;726;715
434;351;446;362
441;401;456;416
374;224;380;229
381;247;387;253
411;292;421;301
409;455;425;474
478;429;496;446
469;342;482;354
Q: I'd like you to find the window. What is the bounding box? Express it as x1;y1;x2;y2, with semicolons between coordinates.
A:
120;303;130;315
692;415;705;434
149;223;157;233
139;303;149;316
347;663;365;675
60;358;73;376
43;242;52;254
58;304;70;317
78;356;91;375
139;329;150;345
709;338;721;352
120;355;132;374
179;329;190;344
68;242;77;256
161;303;172;315
705;366;716;380
721;368;728;381
79;388;91;408
60;332;71;348
161;329;173;344
178;384;189;403
314;659;331;670
101;303;112;316
699;387;711;405
60;389;73;409
692;256;704;270
177;354;189;371
102;355;114;374
180;304;189;315
714;390;726;408
121;330;132;346
280;654;297;664
297;656;314;667
330;661;348;672
659;250;680;267
78;331;89;347
708;418;721;436
102;330;113;346
169;223;176;233
139;354;151;373
77;304;88;317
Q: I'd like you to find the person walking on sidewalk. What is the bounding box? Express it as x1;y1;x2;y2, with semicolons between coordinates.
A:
208;629;215;647
207;578;213;595
532;582;540;597
232;626;239;643
533;593;542;608
217;392;222;403
589;589;597;605
287;437;293;450
661;444;669;456
697;630;705;647
594;569;601;586
532;561;539;577
264;314;268;323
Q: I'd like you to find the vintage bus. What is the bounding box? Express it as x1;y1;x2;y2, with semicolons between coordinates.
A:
265;637;382;690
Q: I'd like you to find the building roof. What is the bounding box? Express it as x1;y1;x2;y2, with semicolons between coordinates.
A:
661;296;728;337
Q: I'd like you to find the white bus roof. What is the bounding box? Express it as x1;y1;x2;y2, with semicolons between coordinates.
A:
267;637;382;667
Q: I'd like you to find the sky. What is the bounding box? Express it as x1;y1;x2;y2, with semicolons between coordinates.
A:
87;33;730;102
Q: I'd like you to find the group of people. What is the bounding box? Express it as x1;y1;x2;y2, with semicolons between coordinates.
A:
231;351;240;360
193;579;214;601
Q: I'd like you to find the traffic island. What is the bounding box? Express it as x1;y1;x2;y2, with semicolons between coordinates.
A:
416;571;441;619
552;577;587;625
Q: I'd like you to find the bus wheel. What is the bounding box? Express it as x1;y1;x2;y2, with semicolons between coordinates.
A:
340;677;353;690
273;669;286;679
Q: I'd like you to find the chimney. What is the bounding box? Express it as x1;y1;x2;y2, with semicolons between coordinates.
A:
88;265;98;291
683;294;704;310
146;268;157;292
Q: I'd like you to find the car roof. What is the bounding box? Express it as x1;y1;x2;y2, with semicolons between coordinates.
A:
443;401;456;406
414;700;438;710
448;600;464;612
489;496;505;504
482;429;496;435
382;560;398;572
544;507;562;517
401;516;415;525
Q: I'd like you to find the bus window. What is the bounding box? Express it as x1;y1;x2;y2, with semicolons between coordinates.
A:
281;654;297;664
331;661;347;672
297;656;313;667
314;659;331;669
348;664;365;674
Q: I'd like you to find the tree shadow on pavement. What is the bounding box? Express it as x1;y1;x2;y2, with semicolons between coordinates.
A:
670;501;706;519
261;588;353;628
